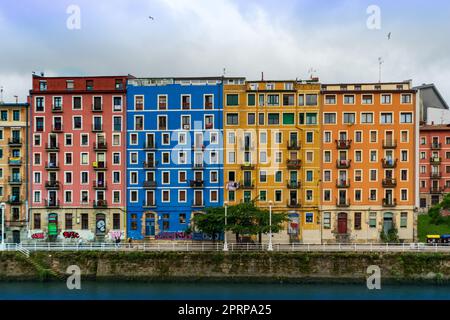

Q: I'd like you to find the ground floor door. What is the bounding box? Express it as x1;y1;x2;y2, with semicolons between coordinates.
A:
12;230;20;244
338;213;347;234
383;213;393;235
145;213;155;236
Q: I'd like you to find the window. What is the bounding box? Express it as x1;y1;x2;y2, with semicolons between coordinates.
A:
34;214;41;229
283;94;294;106
135;116;144;130
400;212;408;228
400;113;413;123
305;94;317;106
267;94;279;106
355;131;362;143
247;113;256;125
13;110;20;121
259;190;267;201
283;113;295;125
247;94;255;106
73;116;82;129
381;94;391;104
135;95;144;110
65;213;73;230
306;132;313;143
113;116;122;131
323;190;331;201
323;213;331;229
113;97;122;111
181;95;191;109
275;190;282;202
401;94;412;104
298;94;304;106
258;113;265;125
343;113;355;124
226;113;238;125
268;113;279;125
36;97;44;111
157;116;167;130
344;95;355;104
204;94;214;109
158;95;167;110
380;113;393;124
369;212;377;228
325;95;336;104
81;214;89;230
354;170;362;182
305;213;314;223
361;113;373;124
362;95;373;104
305;113;317;124
324;113;336;124
226;94;239;106
354;212;362;230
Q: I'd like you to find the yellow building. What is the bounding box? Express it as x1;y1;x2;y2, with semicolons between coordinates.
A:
0;102;29;243
223;78;321;243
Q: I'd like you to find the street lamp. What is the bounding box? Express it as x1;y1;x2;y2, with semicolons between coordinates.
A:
1;202;6;250
223;201;228;252
268;200;273;251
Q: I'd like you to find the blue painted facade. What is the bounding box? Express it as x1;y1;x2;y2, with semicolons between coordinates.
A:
126;78;224;240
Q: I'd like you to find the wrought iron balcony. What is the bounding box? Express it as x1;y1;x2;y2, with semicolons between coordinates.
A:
45;143;59;151
382;178;397;188
431;143;442;150
382;158;398;168
287;140;301;150
45;199;60;208
45;180;60;189
143;180;157;189
193;163;204;170
286;180;301;189
430;187;443;194
8;138;22;146
93;142;108;151
336;198;350;207
8;157;22;166
336;159;351;169
143;161;158;169
240;181;255;189
286;159;302;169
45;161;60;170
93;180;107;189
93;161;107;170
93;200;107;208
382;198;397;207
8;177;22;185
336;179;350;188
7;196;22;205
52;105;63;113
430;172;442;179
190;180;205;188
287;200;301;208
335;139;352;149
240;163;255;170
430;157;442;164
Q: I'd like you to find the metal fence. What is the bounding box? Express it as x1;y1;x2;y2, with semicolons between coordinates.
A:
2;242;450;253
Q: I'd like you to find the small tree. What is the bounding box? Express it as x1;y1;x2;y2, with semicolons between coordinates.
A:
190;207;225;242
255;207;288;244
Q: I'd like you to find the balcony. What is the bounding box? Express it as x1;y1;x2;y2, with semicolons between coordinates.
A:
382;178;397;188
382;198;397;207
430;187;443;194
287;200;301;208
382;139;397;149
287;180;301;189
8;138;22;147
144;141;157;150
92;104;103;112
336;159;351;169
382;158;398;168
336;179;350;188
430;172;442;179
143;180;157;189
92;125;103;132
45;162;60;170
93;161;107;170
240;181;255;189
143;200;156;208
286;159;302;169
45;180;60;189
240;163;255;170
45;143;59;151
45;199;60;209
8;157;22;166
93;200;107;208
336;198;350;207
8;177;22;185
93;180;107;189
7;196;22;205
430;157;442;164
193;163;204;170
335;139;352;149
93;142;108;151
431;143;442;150
190;180;205;188
191;200;206;208
287;140;301;150
52;125;63;133
143;161;158;169
52;105;63;113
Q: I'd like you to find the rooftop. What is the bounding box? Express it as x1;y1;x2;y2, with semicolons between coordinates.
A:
420;124;450;131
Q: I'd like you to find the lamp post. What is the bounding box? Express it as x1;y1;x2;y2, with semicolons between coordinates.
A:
223;202;228;251
268;201;273;251
1;202;6;250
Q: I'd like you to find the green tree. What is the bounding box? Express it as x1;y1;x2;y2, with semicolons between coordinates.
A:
189;207;225;242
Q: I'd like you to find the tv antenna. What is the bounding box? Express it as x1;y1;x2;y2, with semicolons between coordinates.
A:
308;67;317;79
378;57;384;83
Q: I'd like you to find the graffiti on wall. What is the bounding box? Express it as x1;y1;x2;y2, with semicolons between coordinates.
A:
155;232;192;240
31;232;45;239
63;231;80;239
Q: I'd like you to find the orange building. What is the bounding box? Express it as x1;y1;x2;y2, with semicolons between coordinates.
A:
320;82;417;243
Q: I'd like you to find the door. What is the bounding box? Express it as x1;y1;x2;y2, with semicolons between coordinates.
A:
97;172;105;187
383;213;393;235
145;213;155;236
194;191;203;206
386;131;393;144
338;213;347;234
243;191;251;203
95;214;106;236
12;230;21;244
244;171;251;186
290;132;297;146
195;133;203;148
290;171;297;184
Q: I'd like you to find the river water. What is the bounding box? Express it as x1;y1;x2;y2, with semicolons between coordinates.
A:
0;281;449;300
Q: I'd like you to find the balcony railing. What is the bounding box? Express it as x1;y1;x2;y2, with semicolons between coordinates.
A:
336;179;350;188
52;105;63;113
382;198;397;207
287;141;301;150
431;142;442;150
45;143;59;151
93;200;107;208
93;180;107;189
8;138;22;146
144;161;158;169
143;181;157;189
286;180;301;189
52;125;63;132
336;198;350;207
190;180;205;188
193;163;204;170
241;163;255;170
192;201;205;208
45;199;60;208
382;178;397;188
430;172;442;179
8;177;22;185
143;200;156;208
93;161;107;170
382;158;398;168
286;159;302;169
430;157;442;164
335;139;352;149
45;161;59;170
336;159;351;169
287;200;301;208
430;187;443;194
93;142;108;151
7;196;22;204
45;180;60;189
382;139;397;149
92;124;103;132
8;157;22;166
240;181;255;189
144;141;156;150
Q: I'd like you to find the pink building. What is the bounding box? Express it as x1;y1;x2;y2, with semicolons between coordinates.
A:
419;124;450;210
29;75;128;242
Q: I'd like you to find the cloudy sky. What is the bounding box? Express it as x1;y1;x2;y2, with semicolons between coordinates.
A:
1;0;450;104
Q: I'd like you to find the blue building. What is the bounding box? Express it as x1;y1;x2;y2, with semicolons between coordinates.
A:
126;77;224;240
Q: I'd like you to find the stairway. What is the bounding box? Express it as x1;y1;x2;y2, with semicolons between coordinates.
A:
15;245;65;281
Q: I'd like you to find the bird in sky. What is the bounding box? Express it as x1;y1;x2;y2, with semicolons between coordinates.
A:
387;32;391;40
149;16;154;20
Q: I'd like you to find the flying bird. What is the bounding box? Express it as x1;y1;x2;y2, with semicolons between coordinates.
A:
149;16;155;20
387;32;391;40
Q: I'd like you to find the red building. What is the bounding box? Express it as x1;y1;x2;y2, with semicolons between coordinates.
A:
419;124;450;210
29;75;128;242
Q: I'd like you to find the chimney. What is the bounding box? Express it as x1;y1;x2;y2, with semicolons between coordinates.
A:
261;72;264;81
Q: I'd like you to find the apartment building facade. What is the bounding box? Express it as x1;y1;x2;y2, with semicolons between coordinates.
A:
320;82;417;243
419;124;450;210
126;78;224;240
223;79;321;243
29;75;128;242
0;102;29;243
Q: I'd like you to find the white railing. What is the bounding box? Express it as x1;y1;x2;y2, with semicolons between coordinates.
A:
2;242;450;253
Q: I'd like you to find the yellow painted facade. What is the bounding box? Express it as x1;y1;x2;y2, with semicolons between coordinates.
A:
223;79;321;243
0;102;29;243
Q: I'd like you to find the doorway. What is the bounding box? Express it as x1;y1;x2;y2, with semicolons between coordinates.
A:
338;213;347;234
